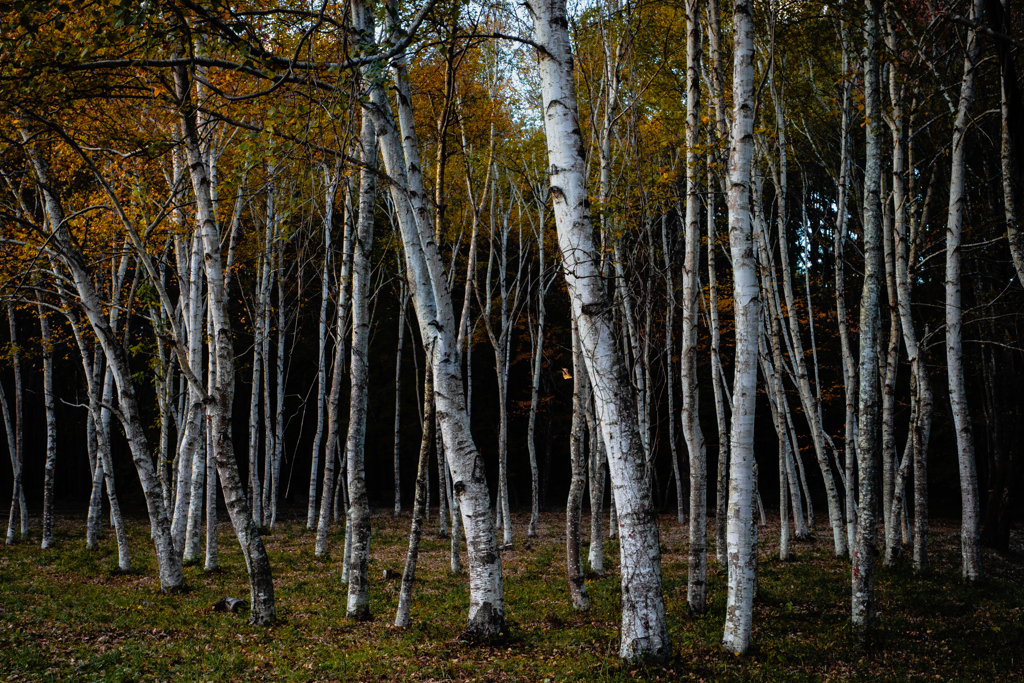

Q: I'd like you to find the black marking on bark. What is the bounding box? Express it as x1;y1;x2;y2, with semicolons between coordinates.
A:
581;299;612;317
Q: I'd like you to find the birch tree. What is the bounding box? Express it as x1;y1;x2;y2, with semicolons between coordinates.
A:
944;0;984;582
852;0;883;639
722;0;759;655
354;0;506;636
681;0;708;616
532;0;669;661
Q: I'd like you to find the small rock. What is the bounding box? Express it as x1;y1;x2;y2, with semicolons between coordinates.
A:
212;596;248;613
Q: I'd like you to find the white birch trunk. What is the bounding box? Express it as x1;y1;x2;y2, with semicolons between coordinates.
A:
5;303;27;542
586;381;605;575
175;63;275;622
37;298;57;550
566;318;590;610
682;0;708;616
394;283;408;517
394;368;434;628
944;0;984;582
722;0;758;655
344;100;378;621
533;0;668;661
24;140;179;588
768;68;846;554
356;0;505;636
852;2;883;638
833;17;859;552
309;166;340;528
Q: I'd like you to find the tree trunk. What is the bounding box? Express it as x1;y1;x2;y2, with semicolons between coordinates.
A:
533;0;668;661
394;368;435;628
175;62;275;622
566;319;590;610
944;0;984;582
358;0;505;637
722;0;758;655
37;298;57;550
344;99;378;621
682;0;708;616
310;166;340;528
852;2;883;640
394;283;408;517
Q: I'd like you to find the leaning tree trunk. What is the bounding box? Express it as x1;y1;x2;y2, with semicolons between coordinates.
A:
394;368;435;628
175;62;275;622
768;68;846;555
5;303;27;543
356;0;505;637
722;0;758;656
533;0;668;661
24;137;180;589
1;358;24;546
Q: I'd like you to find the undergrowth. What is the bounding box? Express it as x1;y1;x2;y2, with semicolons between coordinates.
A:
0;510;1021;682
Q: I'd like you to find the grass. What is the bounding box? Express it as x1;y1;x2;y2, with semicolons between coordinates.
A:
1;509;1022;682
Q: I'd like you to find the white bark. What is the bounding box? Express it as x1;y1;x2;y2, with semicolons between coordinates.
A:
394;368;435;628
344;97;378;621
310;166;341;528
722;0;758;655
4;303;26;543
533;0;668;661
852;2;883;638
175;63;275;622
767;64;846;555
38;298;57;550
356;0;505;636
566;318;590;610
394;282;409;517
944;0;984;582
682;0;708;616
24;139;179;589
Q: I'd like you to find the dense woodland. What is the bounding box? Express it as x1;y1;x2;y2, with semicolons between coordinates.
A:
1;0;1023;663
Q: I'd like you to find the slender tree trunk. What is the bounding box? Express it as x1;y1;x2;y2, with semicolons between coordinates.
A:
722;0;758;655
682;0;708;616
344;100;378;621
5;303;27;542
567;319;590;610
586;381;605;575
768;64;846;555
24;138;179;589
205;410;219;570
834;17;859;552
310;166;340;528
394;283;408;517
394;368;434;627
534;0;668;661
37;299;57;550
359;0;505;636
945;0;984;582
175;62;275;622
852;2;883;640
662;216;684;527
1;356;23;546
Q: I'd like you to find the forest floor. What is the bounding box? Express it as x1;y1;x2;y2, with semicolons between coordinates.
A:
0;509;1021;682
